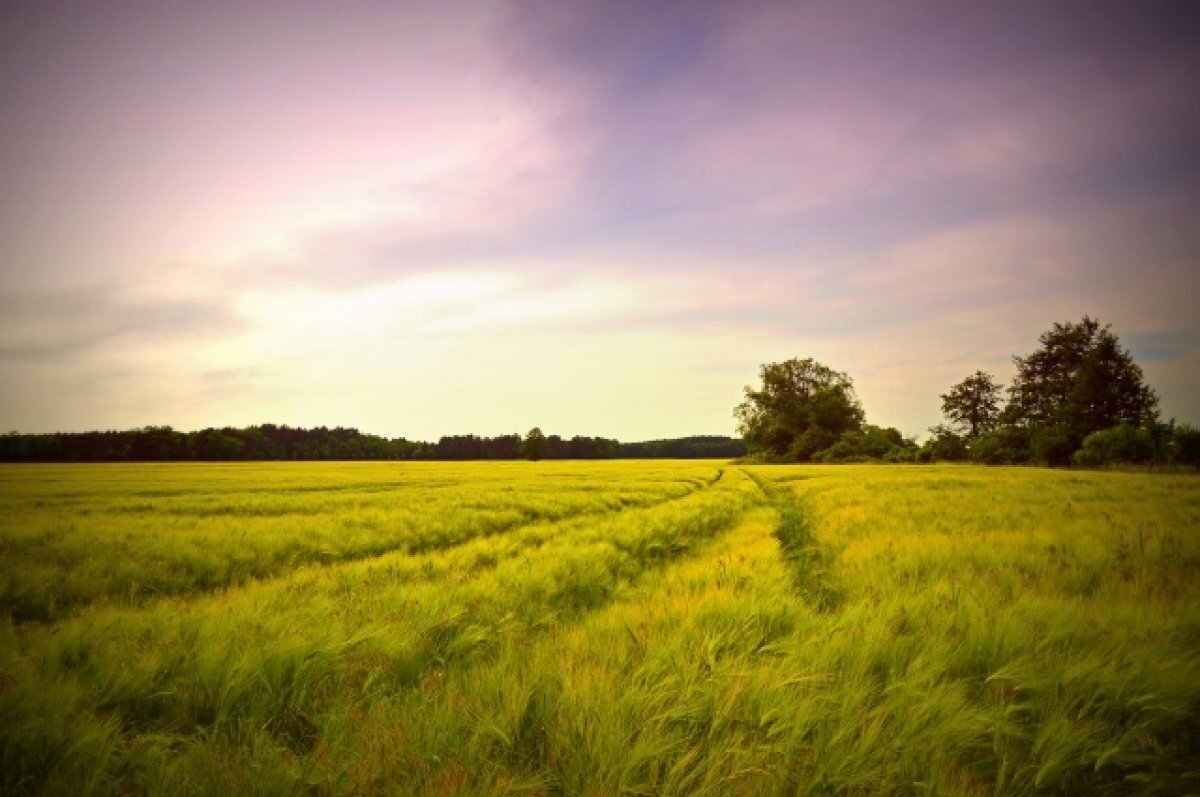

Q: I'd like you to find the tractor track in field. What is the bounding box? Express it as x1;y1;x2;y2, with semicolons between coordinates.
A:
335;470;765;689
741;468;842;611
5;467;734;626
254;467;743;605
0;468;761;775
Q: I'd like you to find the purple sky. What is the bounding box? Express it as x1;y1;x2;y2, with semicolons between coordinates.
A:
2;0;1198;440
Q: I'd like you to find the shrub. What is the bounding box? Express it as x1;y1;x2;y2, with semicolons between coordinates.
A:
1172;424;1200;466
883;446;918;463
922;427;967;462
814;426;917;463
1031;426;1075;467
969;427;1031;465
1072;424;1155;467
814;440;866;463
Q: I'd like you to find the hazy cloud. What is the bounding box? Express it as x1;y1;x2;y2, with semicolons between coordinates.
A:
0;286;244;362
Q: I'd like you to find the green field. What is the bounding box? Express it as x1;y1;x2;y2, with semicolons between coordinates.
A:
1;462;1198;795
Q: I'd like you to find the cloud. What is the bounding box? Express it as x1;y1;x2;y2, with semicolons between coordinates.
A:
1;0;566;286
0;286;244;362
1;1;1198;437
665;3;1200;247
1127;331;1200;364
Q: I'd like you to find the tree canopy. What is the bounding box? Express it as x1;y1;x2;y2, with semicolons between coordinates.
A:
1005;316;1158;443
735;357;865;461
940;371;1002;440
948;316;1177;466
521;427;548;461
734;318;1189;468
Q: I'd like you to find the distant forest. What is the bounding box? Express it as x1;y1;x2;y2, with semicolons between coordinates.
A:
0;426;747;463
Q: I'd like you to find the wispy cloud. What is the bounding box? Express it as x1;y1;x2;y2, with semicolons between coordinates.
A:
0;286;244;362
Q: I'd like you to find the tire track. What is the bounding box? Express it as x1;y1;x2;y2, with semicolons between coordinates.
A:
741;467;842;611
3;467;725;624
0;468;762;769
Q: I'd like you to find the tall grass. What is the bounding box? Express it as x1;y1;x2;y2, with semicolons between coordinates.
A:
0;461;714;621
1;461;1196;794
1;464;756;794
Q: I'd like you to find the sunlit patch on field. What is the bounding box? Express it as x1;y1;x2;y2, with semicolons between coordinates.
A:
1;462;1197;794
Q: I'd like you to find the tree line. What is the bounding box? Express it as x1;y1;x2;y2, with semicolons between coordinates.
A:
736;316;1200;467
6;315;1192;468
0;424;746;463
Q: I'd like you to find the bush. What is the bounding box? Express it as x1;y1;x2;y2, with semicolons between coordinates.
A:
1172;424;1200;466
1072;424;1155;467
787;428;839;462
1031;426;1075;467
922;427;967;462
814;426;918;463
969;427;1031;465
813;437;864;462
970;434;1008;465
883;446;918;463
814;444;867;463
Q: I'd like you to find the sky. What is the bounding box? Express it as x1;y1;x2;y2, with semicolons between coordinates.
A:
2;0;1198;442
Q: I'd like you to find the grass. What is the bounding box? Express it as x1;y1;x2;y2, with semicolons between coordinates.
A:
0;461;1197;795
0;462;713;621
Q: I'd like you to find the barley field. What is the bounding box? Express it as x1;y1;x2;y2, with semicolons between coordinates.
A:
1;462;1197;796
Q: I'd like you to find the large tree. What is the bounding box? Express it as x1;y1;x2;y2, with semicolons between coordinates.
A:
735;357;864;461
1005;316;1158;449
940;370;1002;440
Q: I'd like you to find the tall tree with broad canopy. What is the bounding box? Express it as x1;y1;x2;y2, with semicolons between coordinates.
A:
735;357;864;461
1005;316;1158;450
941;370;1003;440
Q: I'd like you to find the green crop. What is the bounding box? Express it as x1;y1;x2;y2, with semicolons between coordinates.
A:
1;462;1196;795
